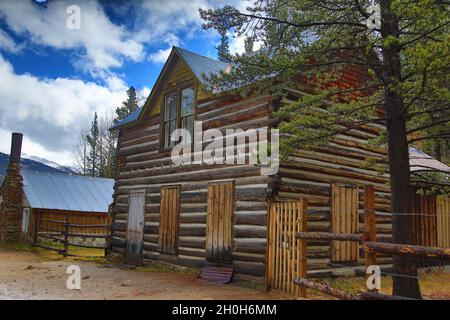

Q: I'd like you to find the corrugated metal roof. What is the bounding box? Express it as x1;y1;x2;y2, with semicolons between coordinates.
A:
409;147;449;172
22;170;114;213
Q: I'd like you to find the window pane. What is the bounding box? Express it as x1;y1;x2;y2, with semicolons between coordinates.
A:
181;87;195;116
165;92;177;121
181;115;193;143
164;120;177;148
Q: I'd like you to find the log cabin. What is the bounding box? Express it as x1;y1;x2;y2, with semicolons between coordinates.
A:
108;47;450;277
0;133;114;242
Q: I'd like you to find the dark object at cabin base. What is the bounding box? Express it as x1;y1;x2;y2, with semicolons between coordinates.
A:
201;265;234;284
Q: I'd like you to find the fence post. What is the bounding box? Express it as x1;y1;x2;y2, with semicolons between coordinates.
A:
33;209;40;244
364;185;377;291
298;198;308;298
63;215;69;257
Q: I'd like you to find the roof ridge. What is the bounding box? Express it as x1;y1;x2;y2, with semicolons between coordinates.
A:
174;46;228;65
22;169;114;182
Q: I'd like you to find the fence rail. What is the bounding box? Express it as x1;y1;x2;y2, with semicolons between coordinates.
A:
268;185;450;300
31;211;111;258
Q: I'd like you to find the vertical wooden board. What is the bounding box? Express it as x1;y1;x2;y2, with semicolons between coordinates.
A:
218;184;225;261
290;202;298;293
352;188;359;260
206;185;213;258
437;197;442;246
437;197;450;248
212;185;218;259
287;201;292;294
274;204;280;288
206;182;234;263
344;187;350;260
284;203;288;292
331;185;337;261
299;198;307;298
339;186;343;261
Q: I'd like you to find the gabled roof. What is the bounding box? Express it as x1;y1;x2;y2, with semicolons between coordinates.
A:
110;46;228;131
22;170;114;213
175;47;229;85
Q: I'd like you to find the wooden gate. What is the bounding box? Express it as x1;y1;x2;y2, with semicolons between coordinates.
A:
331;184;359;262
411;193;437;247
159;186;180;254
437;197;450;248
206;181;234;263
267;199;307;297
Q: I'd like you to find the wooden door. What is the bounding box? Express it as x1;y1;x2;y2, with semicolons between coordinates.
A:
125;189;145;265
158;186;180;254
206;181;234;263
331;184;359;262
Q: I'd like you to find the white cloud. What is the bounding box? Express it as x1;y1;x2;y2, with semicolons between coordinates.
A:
148;33;180;64
0;29;22;53
0;1;144;73
0;54;127;166
148;47;173;64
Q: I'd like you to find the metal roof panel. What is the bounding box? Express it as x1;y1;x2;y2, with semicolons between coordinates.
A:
22;170;114;213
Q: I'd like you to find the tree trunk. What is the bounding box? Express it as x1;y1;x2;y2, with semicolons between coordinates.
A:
381;0;421;299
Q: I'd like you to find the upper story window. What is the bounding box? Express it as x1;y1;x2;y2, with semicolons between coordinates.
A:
162;86;195;149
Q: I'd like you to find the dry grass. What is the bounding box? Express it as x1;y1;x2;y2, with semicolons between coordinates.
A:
306;270;450;300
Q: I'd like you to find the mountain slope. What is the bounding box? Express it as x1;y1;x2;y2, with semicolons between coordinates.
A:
0;152;74;185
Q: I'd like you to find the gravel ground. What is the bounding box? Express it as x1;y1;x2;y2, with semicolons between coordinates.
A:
0;246;286;300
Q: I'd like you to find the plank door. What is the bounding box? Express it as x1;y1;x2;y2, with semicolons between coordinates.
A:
206;181;234;263
331;184;359;262
158;186;180;254
125;189;146;265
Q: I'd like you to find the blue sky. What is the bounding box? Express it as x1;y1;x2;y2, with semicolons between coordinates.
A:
0;0;248;166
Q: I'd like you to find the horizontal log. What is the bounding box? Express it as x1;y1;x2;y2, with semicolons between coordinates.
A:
234;212;267;226
178;236;205;249
363;242;450;260
233;261;266;277
179;224;206;237
297;232;367;243
110;237;126;248
360;291;416;300
234;238;266;254
293;277;359;300
234;225;267;238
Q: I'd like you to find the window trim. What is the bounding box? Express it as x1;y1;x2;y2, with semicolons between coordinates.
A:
160;81;197;152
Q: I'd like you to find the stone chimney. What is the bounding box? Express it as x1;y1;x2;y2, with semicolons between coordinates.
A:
0;133;24;242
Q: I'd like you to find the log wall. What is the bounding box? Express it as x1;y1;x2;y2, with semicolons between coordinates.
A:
274;89;392;272
110;57;275;276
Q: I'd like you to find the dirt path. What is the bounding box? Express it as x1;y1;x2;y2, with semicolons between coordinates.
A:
0;246;285;300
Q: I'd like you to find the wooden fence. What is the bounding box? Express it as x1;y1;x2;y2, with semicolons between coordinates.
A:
267;186;450;300
31;210;111;258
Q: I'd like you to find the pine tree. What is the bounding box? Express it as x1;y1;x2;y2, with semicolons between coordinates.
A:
244;37;253;54
216;29;230;63
115;86;139;123
200;1;449;298
87;112;100;177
